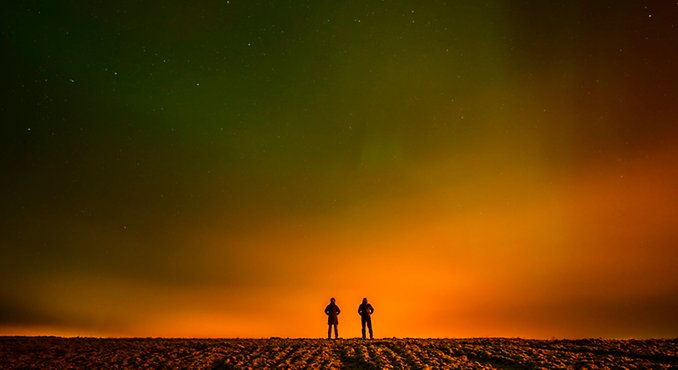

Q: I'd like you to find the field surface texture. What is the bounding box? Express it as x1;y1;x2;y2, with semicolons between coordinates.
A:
1;337;676;369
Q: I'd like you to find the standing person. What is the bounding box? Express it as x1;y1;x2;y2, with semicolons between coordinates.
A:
324;297;341;339
358;297;374;339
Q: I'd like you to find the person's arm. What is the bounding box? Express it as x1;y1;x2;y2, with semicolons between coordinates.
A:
358;305;363;315
325;306;330;315
369;304;374;314
336;306;341;315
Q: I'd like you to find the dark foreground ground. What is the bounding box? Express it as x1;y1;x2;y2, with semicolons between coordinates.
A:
1;337;676;369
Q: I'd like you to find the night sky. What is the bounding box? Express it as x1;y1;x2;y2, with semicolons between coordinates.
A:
2;1;677;338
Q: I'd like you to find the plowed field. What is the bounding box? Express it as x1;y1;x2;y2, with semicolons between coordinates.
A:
1;337;675;369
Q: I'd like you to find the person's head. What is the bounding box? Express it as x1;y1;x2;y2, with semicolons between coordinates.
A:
362;297;368;304
330;297;336;303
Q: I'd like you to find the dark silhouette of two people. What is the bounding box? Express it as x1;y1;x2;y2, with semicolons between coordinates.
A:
324;297;375;339
325;297;341;339
358;297;374;339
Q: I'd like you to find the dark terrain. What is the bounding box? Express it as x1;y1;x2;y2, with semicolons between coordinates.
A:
1;337;676;369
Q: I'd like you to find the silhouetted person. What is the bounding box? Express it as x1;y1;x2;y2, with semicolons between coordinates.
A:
358;297;374;339
325;297;341;339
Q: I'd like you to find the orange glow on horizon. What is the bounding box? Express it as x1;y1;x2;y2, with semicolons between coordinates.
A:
8;143;675;339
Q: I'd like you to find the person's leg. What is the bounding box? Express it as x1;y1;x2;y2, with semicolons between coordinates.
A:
361;317;367;339
367;316;373;339
334;324;339;339
328;325;332;339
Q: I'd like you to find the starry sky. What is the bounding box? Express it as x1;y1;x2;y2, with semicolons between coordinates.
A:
1;1;677;339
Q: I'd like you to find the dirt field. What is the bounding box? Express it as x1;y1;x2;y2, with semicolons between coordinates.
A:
1;336;675;369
